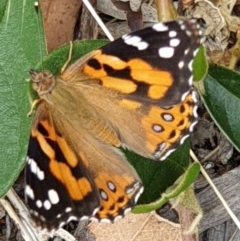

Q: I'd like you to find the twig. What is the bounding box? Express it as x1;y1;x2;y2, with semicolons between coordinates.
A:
190;149;240;230
82;0;114;41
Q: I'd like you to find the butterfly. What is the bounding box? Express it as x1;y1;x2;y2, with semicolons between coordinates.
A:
25;19;202;230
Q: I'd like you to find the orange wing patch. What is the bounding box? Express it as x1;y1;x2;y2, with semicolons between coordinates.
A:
82;50;173;99
142;92;196;156
31;107;95;202
49;159;92;201
119;99;142;110
94;172;141;220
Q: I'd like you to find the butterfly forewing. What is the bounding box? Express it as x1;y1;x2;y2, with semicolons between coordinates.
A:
62;20;202;106
26;19;202;230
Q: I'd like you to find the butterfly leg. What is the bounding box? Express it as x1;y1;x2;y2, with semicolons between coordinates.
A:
27;99;42;117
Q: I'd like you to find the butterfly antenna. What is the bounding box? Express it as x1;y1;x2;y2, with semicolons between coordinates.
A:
61;41;73;73
34;1;45;71
81;0;114;41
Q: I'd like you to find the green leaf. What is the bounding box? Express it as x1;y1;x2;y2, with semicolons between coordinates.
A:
0;0;7;22
133;162;200;213
0;0;45;197
126;140;194;205
34;40;109;74
193;46;208;82
201;65;240;152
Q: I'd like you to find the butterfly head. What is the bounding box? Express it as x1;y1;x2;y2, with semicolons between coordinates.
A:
29;70;56;98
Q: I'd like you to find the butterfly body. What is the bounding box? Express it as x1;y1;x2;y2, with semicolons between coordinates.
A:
25;19;202;230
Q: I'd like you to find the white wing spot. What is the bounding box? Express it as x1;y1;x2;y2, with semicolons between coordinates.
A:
67;216;77;223
26;156;31;164
192;91;198;103
37;168;44;180
65;207;72;213
193;48;199;57
32;210;38;217
169;30;177;37
158;143;167;152
36;200;42;208
122;35;148;50
193;105;198;117
181;91;190;101
114;215;123;222
30;158;37;174
180;24;186;30
39;215;46;221
126;182;140;195
160;148;176;160
188;59;194;71
136;41;148;50
159;47;174;58
43;200;51;210
190;120;198;132
100;218;111;224
82;216;90;221
178;61;184;69
48;189;59;204
152;23;168;32
100;190;108;201
93;207;100;216
25;185;34;200
134;186;144;203
184;48;190;55
188;75;193;85
163;113;173;122
107;181;116;192
59;221;65;228
186;30;191;36
29;158;45;180
152;124;163;132
123;207;132;216
180;135;190;145
170;38;180;47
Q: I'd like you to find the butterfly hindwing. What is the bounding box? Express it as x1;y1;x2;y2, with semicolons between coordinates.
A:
26;102;100;229
26;87;142;229
60;77;198;160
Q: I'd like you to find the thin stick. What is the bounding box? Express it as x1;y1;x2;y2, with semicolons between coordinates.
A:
190;150;240;230
4;189;77;241
81;0;114;41
0;195;36;241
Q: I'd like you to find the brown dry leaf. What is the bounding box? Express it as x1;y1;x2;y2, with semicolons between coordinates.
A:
97;0;157;22
89;213;182;241
112;0;132;12
79;0;98;39
112;0;143;30
174;187;202;240
179;0;240;68
215;0;240;32
181;0;229;51
0;203;5;219
39;0;82;52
